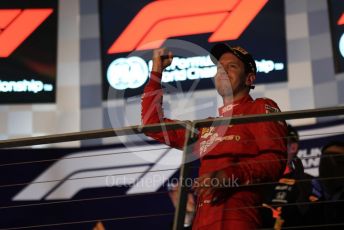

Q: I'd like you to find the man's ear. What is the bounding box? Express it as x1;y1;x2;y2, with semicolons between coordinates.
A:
246;73;256;87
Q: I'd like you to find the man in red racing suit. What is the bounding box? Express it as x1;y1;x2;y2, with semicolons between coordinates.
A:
141;44;287;229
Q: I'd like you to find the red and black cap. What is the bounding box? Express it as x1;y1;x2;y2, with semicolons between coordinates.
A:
210;43;257;74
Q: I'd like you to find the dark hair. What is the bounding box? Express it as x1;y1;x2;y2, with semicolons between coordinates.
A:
287;124;299;143
322;141;344;154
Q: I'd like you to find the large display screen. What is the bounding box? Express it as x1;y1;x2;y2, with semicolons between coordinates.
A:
0;0;58;104
100;0;288;99
328;0;344;73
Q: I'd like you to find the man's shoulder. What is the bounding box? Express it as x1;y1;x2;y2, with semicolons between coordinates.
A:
250;97;281;114
253;97;279;106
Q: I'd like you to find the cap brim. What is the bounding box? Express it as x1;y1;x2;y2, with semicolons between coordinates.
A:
210;43;233;64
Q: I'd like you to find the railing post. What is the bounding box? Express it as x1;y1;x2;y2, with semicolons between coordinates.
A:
172;123;197;230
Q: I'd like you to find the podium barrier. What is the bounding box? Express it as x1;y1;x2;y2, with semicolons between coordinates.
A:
0;106;344;230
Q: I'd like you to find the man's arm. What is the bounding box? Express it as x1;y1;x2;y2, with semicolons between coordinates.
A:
141;48;186;149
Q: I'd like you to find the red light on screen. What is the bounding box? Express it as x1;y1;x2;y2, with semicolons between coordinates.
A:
338;13;344;25
0;9;53;58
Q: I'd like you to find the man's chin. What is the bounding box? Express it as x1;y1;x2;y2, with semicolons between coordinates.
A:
219;93;233;98
216;87;233;97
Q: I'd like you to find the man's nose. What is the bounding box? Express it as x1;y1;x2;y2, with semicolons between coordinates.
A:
217;69;227;76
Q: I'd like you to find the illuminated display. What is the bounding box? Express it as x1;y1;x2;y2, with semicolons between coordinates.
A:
100;0;287;99
328;0;344;73
0;0;57;104
340;33;344;58
106;55;285;91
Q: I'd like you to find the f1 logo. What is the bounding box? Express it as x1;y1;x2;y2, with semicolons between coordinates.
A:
108;0;268;54
13;145;182;200
338;13;344;25
0;9;53;58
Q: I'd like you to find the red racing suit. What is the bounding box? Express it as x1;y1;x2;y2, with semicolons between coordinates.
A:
141;72;287;229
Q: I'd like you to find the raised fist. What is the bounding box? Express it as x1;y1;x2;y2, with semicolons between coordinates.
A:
152;47;173;73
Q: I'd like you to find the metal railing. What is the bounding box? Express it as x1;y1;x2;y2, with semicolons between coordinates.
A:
0;105;344;230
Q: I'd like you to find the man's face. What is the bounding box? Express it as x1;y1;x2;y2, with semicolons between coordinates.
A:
214;52;249;98
287;141;299;162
